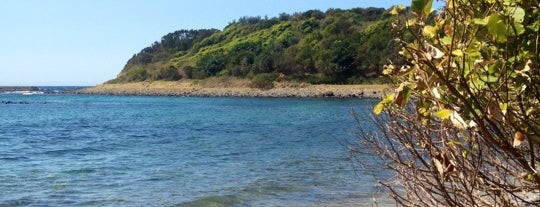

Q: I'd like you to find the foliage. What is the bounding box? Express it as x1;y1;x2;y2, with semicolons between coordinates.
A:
354;0;540;206
109;7;400;84
250;73;278;90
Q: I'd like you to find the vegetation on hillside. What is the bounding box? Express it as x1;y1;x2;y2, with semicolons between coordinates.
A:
354;0;540;206
108;7;401;84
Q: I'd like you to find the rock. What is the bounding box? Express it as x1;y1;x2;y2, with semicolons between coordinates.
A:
322;91;334;97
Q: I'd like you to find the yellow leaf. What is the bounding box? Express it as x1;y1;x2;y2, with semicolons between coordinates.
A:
373;102;384;115
382;64;394;75
390;6;399;15
434;109;452;120
500;103;508;115
452;50;464;57
423;25;437;38
382;93;395;104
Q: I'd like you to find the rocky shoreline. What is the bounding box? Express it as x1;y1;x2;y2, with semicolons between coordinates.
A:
0;86;40;92
78;81;389;99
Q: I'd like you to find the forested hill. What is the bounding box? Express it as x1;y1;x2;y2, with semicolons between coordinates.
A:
109;7;401;84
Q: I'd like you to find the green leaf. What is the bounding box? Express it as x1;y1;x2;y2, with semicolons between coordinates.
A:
511;6;525;23
513;23;525;35
440;36;453;45
473;17;489;26
487;14;507;42
411;0;426;14
479;75;499;83
435;109;452;120
411;0;433;16
423;0;433;17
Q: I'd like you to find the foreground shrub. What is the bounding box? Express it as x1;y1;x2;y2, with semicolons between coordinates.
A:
352;0;540;206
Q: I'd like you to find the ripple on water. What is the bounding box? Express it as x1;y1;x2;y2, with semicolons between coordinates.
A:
0;95;388;206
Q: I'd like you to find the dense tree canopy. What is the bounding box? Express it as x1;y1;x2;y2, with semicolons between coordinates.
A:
109;7;399;84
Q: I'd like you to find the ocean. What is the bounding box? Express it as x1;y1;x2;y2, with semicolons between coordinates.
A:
0;90;391;206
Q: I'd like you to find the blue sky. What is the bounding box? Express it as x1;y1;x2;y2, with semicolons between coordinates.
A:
0;0;443;86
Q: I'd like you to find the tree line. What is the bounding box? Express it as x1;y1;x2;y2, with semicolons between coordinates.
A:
109;7;400;84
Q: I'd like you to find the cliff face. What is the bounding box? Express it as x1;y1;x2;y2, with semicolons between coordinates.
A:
110;7;401;85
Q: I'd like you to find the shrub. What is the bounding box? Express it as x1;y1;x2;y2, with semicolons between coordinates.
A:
353;1;540;206
250;73;278;90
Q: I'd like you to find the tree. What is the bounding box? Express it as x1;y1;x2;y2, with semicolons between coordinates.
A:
353;0;540;206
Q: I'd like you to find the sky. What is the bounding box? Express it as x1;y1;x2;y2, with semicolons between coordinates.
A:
0;0;444;86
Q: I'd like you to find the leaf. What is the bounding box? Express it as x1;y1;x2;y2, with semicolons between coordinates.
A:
450;111;467;129
390;5;406;15
423;0;433;17
431;87;441;99
452;50;464;57
435;109;452;120
513;131;524;147
424;43;444;59
382;64;394;75
406;18;417;27
488;101;504;122
373;93;396;114
390;6;400;15
423;25;437;38
487;14;507;42
395;85;412;108
479;75;498;83
411;0;433;17
373;102;384;115
383;93;396;104
411;0;427;15
473;17;489;26
440;36;453;45
500;103;508;115
434;152;458;180
511;6;525;23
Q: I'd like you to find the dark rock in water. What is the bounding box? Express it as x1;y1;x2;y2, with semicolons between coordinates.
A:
1;101;30;104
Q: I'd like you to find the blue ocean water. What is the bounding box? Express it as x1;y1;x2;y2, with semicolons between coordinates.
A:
0;92;389;206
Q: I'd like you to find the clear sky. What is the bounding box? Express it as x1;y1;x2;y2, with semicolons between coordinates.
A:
0;0;442;86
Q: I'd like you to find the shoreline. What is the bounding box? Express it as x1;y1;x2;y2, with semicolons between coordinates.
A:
77;80;389;98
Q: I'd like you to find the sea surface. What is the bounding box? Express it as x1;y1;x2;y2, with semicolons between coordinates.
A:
0;88;391;207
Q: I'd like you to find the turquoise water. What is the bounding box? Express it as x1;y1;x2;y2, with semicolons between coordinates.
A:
0;93;386;206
